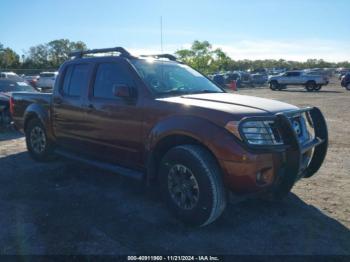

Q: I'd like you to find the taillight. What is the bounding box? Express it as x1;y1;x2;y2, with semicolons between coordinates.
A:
9;96;14;116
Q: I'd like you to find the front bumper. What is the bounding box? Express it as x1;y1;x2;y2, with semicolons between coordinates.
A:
221;107;328;197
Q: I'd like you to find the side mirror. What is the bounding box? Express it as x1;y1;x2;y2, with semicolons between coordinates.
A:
113;84;132;98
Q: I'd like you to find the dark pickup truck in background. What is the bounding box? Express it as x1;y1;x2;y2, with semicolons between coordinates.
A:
11;47;328;226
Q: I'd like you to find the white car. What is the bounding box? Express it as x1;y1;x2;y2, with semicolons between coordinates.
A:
0;72;23;81
37;72;58;91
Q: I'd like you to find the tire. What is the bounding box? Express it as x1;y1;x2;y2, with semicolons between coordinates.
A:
269;81;279;91
159;145;226;227
346;83;350;91
314;85;322;91
278;85;286;91
25;118;55;161
305;81;316;92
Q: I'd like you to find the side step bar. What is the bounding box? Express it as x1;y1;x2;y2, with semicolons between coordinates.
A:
55;149;145;180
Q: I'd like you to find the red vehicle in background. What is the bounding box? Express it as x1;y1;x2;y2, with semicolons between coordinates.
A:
23;75;40;88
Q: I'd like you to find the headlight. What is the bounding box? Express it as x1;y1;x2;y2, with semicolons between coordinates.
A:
241;121;282;145
225;120;283;146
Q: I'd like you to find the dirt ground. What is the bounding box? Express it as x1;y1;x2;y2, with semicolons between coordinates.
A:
0;78;349;255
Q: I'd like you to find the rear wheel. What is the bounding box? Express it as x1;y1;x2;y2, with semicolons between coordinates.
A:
346;83;350;91
159;145;226;227
305;81;316;92
25;118;55;161
314;85;322;91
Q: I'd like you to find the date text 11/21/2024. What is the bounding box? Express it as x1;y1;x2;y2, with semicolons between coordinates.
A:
127;256;220;261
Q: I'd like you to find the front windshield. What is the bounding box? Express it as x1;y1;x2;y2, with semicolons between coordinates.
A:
131;59;223;96
0;81;36;92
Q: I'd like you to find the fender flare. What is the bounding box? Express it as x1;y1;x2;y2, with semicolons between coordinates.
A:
145;115;227;180
23;104;54;140
146;115;225;151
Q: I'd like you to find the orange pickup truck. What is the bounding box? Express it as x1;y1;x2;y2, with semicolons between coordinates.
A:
11;47;328;226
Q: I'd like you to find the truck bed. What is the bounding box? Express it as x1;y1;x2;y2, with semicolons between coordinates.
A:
11;92;52;131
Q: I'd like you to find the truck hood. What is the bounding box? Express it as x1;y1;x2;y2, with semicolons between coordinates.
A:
158;93;298;115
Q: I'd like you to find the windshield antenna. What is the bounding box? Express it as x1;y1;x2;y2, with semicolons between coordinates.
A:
160;16;163;53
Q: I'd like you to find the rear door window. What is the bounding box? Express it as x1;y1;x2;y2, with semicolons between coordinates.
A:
62;64;90;97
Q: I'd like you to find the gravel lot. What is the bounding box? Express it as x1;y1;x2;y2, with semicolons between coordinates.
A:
0;79;349;255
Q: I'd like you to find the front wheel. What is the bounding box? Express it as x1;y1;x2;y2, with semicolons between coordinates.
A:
159;145;227;227
25;118;55;161
269;81;279;91
346;83;350;91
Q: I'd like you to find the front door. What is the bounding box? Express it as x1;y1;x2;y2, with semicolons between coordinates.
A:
82;59;144;168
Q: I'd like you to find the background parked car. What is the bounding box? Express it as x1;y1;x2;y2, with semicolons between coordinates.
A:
341;73;350;90
23;75;40;88
0;79;37;127
37;72;58;92
268;70;329;91
237;71;253;87
0;72;23;82
212;74;226;87
224;72;241;87
250;73;268;86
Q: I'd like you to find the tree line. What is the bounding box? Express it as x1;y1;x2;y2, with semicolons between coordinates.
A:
175;41;350;75
0;39;87;73
1;39;349;75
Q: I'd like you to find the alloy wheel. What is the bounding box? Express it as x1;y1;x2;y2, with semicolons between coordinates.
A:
30;126;46;154
168;164;200;210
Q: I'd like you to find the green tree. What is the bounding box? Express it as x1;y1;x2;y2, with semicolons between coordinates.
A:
47;39;87;67
175;40;232;74
0;43;20;69
24;39;87;69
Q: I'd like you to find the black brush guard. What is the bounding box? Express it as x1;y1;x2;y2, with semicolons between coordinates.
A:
239;107;328;198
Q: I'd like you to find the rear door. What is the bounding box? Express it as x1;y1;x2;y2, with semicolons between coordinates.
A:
52;63;93;150
82;59;144;168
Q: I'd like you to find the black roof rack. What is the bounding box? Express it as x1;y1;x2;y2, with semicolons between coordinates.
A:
140;54;177;61
69;47;133;59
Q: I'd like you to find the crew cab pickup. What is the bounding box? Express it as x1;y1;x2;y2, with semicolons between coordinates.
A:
11;47;328;226
268;70;329;91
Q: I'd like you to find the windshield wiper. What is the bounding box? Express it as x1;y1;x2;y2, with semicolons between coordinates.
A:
190;89;222;94
157;90;190;97
157;89;222;98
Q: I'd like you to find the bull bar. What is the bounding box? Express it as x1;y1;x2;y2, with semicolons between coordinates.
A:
238;107;328;197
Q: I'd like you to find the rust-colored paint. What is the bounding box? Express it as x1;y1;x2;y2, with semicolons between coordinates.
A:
11;56;305;195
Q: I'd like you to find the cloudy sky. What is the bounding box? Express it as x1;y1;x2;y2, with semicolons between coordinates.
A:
1;0;349;62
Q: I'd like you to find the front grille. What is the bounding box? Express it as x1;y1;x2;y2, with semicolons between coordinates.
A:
289;113;313;145
268;122;282;144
